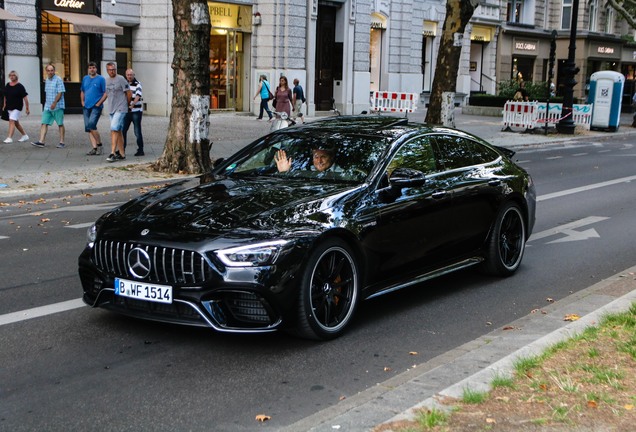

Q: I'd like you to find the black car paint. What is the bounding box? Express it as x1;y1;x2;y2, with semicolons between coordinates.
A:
79;116;535;337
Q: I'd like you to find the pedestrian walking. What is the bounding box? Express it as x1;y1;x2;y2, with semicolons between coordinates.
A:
104;62;131;162
81;61;107;155
253;74;273;121
31;64;65;148
273;76;292;117
122;69;144;156
292;78;306;124
2;70;30;143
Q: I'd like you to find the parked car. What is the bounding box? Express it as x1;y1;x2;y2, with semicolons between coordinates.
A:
79;116;536;340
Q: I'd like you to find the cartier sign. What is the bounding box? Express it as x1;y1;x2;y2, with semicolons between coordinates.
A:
54;0;85;8
42;0;94;13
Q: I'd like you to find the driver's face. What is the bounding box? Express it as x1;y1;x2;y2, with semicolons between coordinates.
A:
313;149;333;172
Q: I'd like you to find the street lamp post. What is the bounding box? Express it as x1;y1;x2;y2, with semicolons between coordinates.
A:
556;0;580;134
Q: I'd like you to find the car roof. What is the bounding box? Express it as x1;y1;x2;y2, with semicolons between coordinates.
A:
299;115;423;138
288;115;482;143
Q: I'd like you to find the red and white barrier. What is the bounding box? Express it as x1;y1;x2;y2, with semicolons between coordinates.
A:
502;101;537;130
503;101;593;131
371;91;418;114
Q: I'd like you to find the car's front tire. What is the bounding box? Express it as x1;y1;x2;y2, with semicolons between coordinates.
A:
482;202;526;276
295;239;359;340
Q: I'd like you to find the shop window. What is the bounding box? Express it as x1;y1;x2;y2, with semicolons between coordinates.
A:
41;12;82;82
512;56;534;82
209;30;243;110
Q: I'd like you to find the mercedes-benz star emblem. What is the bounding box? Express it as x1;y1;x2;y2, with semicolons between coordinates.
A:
128;247;151;279
141;229;150;236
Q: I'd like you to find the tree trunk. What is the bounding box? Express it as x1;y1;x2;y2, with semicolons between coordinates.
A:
425;0;479;125
153;0;212;174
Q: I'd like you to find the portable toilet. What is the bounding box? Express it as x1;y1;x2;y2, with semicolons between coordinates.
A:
587;71;625;131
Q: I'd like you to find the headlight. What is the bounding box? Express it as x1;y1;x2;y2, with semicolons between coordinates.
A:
215;240;289;267
86;224;98;245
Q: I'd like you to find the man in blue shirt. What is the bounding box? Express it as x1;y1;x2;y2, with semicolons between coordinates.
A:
81;62;107;155
31;64;66;148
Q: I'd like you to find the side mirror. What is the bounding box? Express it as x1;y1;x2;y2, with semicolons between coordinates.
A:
389;168;426;188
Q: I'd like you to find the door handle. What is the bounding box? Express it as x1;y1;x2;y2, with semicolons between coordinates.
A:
488;179;501;187
432;190;447;199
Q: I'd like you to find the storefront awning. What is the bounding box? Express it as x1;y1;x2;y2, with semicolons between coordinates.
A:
45;10;123;35
0;7;26;21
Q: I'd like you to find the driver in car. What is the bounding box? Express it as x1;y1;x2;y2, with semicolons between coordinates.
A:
274;146;341;173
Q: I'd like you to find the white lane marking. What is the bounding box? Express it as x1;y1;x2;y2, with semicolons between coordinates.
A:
0;298;85;326
0;236;8;240
529;216;609;242
65;222;94;229
546;156;563;160
538;175;636;202
1;202;124;220
572;153;588;156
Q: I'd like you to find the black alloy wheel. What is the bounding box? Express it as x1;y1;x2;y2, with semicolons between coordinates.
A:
482;202;526;276
296;238;359;340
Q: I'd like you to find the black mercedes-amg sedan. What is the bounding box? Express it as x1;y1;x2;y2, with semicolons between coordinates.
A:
79;116;535;340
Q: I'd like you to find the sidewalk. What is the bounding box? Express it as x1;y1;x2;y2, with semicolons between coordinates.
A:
1;109;634;200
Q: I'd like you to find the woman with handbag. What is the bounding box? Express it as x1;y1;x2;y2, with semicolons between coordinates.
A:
253;74;273;121
3;70;30;143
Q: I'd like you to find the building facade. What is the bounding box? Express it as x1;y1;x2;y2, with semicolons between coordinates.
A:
1;0;634;117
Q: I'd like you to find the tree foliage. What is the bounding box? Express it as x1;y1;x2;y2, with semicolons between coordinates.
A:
425;0;480;125
498;79;549;100
606;0;636;29
153;0;212;174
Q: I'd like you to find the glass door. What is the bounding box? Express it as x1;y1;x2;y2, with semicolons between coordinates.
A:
209;29;243;110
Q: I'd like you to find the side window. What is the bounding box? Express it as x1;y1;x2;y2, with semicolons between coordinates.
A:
387;136;438;175
430;135;499;170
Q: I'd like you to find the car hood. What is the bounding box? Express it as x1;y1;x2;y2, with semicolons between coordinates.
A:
102;176;362;241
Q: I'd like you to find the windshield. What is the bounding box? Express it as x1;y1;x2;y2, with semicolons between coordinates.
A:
223;132;390;183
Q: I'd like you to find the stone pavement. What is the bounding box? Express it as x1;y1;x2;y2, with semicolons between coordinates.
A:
1;107;635;432
1;108;634;200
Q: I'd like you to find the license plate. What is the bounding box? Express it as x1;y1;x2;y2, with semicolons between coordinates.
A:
114;278;173;304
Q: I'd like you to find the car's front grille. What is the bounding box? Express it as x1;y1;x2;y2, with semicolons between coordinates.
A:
91;240;212;285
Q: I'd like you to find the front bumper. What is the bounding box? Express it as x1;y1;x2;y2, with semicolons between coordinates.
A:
78;243;303;333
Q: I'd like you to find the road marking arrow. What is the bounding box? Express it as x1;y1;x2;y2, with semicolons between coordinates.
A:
529;216;609;243
547;228;600;244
